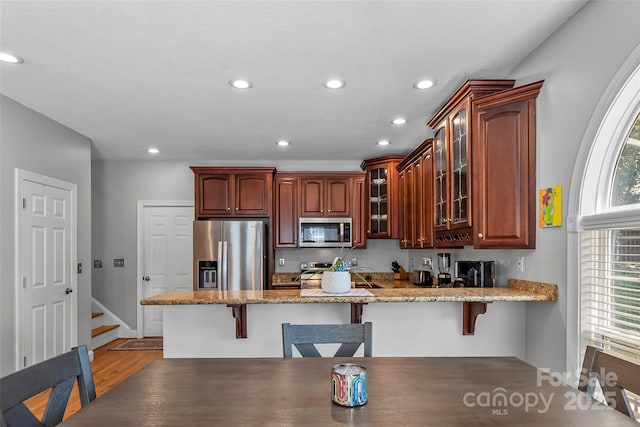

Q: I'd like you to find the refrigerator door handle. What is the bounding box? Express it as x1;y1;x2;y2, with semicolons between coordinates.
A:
222;240;229;290
217;240;224;290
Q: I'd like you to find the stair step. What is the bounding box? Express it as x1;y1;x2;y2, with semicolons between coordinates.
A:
92;324;119;338
91;311;104;319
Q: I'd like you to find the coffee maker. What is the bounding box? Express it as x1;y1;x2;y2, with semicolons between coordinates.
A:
437;253;451;285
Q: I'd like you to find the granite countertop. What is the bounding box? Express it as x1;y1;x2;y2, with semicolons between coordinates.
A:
140;279;558;305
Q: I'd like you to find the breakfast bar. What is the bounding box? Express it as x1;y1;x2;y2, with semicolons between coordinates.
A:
141;279;557;358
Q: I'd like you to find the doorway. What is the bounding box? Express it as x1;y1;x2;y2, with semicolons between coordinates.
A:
16;169;77;369
136;201;193;338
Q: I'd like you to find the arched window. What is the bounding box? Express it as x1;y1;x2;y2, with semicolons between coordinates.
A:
578;55;640;416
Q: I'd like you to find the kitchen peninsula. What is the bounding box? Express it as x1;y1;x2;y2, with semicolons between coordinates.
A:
141;279;556;358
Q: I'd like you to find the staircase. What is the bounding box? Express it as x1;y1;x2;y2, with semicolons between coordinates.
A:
91;311;120;349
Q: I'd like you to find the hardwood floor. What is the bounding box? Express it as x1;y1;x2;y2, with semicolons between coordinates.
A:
24;339;163;421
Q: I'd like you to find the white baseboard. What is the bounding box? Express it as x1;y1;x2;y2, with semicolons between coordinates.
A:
91;297;137;338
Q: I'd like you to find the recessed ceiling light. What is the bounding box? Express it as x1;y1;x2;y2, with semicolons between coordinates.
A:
377;140;390;146
230;79;252;89
413;80;435;90
276;140;290;147
147;147;160;154
324;79;345;89
0;52;24;64
391;118;407;125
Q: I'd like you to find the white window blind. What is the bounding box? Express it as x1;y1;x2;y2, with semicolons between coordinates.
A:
581;227;640;419
581;228;640;357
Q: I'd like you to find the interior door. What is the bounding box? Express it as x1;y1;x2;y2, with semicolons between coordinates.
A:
143;206;193;336
21;177;75;367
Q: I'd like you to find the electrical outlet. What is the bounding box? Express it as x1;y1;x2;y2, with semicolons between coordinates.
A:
410;258;415;269
113;258;125;268
279;258;285;267
517;256;525;273
93;260;102;268
351;258;358;267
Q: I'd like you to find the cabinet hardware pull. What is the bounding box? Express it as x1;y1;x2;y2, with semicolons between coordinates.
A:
227;207;230;211
478;233;484;239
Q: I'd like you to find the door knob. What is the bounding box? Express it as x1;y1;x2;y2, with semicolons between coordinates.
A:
143;276;150;281
65;288;73;294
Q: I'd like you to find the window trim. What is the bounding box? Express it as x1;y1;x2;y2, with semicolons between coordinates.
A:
566;45;640;385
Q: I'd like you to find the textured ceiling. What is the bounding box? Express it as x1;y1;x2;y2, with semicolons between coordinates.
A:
0;1;588;161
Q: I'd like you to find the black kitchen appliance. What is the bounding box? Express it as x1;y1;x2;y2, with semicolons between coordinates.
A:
454;260;495;288
437;253;451;285
412;270;433;286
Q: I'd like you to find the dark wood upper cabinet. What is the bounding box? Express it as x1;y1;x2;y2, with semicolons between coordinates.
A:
191;167;275;218
472;81;543;249
274;175;298;248
274;172;365;248
427;79;516;247
300;177;351;217
360;156;404;239
418;145;434;248
397;140;434;249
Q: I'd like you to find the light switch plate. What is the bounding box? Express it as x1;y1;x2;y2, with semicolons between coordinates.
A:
94;260;102;268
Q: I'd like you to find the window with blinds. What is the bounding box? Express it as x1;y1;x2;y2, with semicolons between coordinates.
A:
581;227;640;419
581;228;640;358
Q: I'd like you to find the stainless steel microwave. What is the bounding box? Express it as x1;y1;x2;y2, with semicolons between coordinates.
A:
299;218;352;248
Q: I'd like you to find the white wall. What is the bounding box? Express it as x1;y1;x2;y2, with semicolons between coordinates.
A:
0;95;92;376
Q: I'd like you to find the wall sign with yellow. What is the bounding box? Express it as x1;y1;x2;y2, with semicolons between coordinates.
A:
539;186;562;227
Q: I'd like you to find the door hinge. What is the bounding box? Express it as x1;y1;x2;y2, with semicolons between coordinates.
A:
22;198;26;209
24;356;27;367
23;277;26;288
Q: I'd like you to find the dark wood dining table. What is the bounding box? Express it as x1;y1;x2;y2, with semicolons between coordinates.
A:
61;356;637;426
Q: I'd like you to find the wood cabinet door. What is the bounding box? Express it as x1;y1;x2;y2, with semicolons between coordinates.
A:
326;178;351;217
199;174;233;216
420;146;434;248
472;81;542;249
411;158;423;247
448;99;472;230
433;125;448;232
351;177;367;248
274;177;298;248
300;178;324;216
399;169;414;248
235;174;271;216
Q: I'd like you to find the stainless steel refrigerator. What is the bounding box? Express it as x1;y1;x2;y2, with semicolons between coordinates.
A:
193;220;266;291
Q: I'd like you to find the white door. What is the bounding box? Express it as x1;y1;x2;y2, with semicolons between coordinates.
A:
142;206;193;336
21;176;76;367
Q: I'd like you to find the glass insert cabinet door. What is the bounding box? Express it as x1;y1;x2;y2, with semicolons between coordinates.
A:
433;105;471;231
451;107;469;226
369;167;389;235
433;126;448;229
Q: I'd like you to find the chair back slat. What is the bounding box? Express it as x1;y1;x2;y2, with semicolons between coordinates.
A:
581;345;640;419
2;403;41;427
0;345;96;427
282;323;372;358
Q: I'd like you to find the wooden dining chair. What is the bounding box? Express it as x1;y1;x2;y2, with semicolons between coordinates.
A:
1;345;96;427
579;345;640;419
282;322;372;358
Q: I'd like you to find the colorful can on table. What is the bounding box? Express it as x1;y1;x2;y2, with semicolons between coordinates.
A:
331;363;368;407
